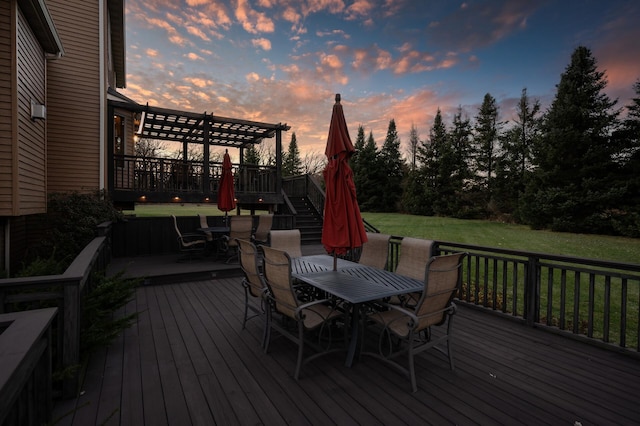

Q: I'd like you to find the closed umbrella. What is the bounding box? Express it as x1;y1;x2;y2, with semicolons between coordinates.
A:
321;94;368;270
218;149;236;224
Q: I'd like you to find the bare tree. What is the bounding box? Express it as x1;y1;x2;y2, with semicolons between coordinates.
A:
301;150;326;175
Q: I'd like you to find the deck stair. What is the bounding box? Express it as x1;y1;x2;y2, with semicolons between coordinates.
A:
288;196;323;244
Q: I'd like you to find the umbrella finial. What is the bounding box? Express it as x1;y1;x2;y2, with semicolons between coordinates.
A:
335;93;341;104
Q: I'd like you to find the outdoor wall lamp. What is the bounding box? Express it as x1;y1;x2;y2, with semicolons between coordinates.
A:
31;100;46;121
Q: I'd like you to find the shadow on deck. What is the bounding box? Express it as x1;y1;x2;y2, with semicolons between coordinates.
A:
54;251;640;425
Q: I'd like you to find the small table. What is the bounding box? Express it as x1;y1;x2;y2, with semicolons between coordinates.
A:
197;226;230;257
293;263;423;367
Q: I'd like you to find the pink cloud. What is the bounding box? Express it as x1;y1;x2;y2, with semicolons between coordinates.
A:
235;0;275;34
252;37;272;50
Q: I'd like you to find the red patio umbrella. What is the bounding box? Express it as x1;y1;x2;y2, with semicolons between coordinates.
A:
218;149;236;223
321;94;368;269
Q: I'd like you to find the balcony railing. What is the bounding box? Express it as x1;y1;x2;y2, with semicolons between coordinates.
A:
373;237;640;355
111;155;280;204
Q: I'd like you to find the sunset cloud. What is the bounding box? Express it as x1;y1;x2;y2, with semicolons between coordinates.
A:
235;0;275;34
252;37;272;51
121;0;640;158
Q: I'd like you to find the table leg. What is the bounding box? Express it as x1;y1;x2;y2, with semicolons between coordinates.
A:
345;302;361;367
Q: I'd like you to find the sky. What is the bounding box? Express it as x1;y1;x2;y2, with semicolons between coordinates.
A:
120;0;640;160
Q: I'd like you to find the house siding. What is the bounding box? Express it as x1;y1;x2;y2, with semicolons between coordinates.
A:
0;0;14;216
16;5;47;215
46;0;102;192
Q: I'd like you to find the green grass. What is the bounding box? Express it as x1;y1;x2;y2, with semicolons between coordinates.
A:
362;212;640;264
123;203;259;218
124;204;640;264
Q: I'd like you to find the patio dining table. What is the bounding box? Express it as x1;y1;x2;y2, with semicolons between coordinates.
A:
292;255;423;367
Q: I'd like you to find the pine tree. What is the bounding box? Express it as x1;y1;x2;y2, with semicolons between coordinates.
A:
244;144;260;165
379;119;405;212
472;93;501;210
356;131;382;211
494;88;541;217
448;106;474;217
351;125;366;183
609;79;640;236
408;123;420;170
522;46;620;232
282;132;302;177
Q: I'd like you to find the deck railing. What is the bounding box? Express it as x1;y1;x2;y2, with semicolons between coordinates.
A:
0;223;112;400
113;155;277;195
379;237;640;356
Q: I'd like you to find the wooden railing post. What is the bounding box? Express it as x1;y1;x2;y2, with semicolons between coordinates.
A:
524;256;540;327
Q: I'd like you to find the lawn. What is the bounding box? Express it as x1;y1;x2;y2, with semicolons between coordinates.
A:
124;204;640;264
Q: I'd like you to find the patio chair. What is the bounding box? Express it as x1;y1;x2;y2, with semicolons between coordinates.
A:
358;232;391;269
268;229;302;258
237;238;269;348
222;215;253;263
172;215;206;261
260;245;346;380
252;214;274;245
392;237;434;306
364;252;466;392
198;214;213;242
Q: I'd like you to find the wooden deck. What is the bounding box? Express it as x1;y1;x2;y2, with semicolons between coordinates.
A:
52;254;640;425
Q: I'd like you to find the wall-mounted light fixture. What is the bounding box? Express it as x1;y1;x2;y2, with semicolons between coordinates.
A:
31;100;46;121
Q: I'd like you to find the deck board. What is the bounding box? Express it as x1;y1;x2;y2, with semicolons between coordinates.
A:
53;273;640;425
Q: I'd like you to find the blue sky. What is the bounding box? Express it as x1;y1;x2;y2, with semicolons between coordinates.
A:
121;0;640;158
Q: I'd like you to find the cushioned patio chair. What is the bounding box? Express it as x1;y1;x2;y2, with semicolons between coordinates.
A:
364;252;466;392
252;214;273;245
237;238;269;348
392;237;434;306
172;215;207;261
358;232;391;269
261;245;345;380
198;214;213;243
268;229;302;258
223;215;253;263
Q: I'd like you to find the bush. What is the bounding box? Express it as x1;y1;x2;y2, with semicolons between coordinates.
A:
81;271;140;358
36;191;122;268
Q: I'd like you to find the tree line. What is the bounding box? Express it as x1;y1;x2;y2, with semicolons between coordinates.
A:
345;45;638;238
225;45;639;238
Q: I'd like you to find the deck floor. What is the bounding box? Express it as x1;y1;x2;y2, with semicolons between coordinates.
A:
53;254;640;425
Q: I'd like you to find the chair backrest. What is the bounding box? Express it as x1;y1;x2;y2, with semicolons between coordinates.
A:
261;245;298;319
228;216;253;247
237;238;265;298
414;252;466;330
253;214;274;243
358;232;391;269
269;229;302;258
198;214;213;241
395;237;434;281
172;215;183;239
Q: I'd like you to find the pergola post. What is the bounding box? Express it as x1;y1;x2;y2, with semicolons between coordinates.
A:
202;115;210;194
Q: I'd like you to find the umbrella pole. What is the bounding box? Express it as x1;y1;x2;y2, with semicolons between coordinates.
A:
333;252;337;271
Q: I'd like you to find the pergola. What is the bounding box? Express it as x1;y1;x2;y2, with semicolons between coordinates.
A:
107;97;291;207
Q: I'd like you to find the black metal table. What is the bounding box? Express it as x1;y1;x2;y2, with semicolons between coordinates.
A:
197;226;230;258
292;258;423;367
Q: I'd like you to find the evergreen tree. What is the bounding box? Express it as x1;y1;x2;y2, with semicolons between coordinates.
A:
418;109;448;214
448;107;475;217
351;125;366;183
408;123;420;170
522;46;620;233
379;119;405;212
356;131;382;211
244;144;260;165
494;88;541;218
282;132;302;176
472;93;501;212
609;79;640;236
